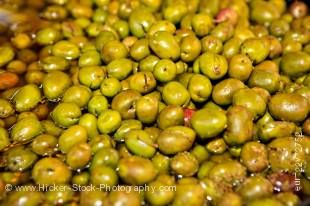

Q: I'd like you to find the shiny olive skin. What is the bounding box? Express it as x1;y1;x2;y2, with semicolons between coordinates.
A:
118;155;157;185
125;129;156;158
136;95;158;124
32;157;72;185
280;51;310;78
31;134;58;156
42;71;72;100
129;71;157;94
88;95;109;116
13;84;41;112
212;78;245;106
194;52;228;80
162;81;190;106
153;59;177;82
241;38;269;64
11;117;43;142
232;88;266;119
97;109;122;134
248;69;280;94
172;182;205;206
188;74;212;103
157;105;184;129
62;85;92;108
201;35;223;54
79;113;99;139
51;102;82;128
107;58;133;80
101;40;128;63
79;66;106;89
149;31;180;60
111;89;141;120
91;165;118;187
224;106;254;146
180;35;201;62
66;143;91;169
268;93;309;122
129;8;156;38
6;146;38;171
91;148;119;169
157;126;196;155
240;141;268;173
238;176;273;201
190;108;227;139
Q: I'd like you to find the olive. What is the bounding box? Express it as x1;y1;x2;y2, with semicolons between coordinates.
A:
32;157;71;185
190;108;227;139
268;93;309;122
118;155;157;185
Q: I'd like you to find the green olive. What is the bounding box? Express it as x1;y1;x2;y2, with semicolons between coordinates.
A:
268;93;309;122
188;74;212;103
51;102;82;128
118;155;157;185
194;52;228;80
162;81;190;106
42;71;72;100
170;152;199;177
58;125;88;153
62;85;92;108
11;117;43;142
240;142;268;173
129;71;157;94
79;66;106;89
238;176;273;201
6;146;38;171
107;58;133;80
32;157;71;185
157;126;196;155
97;109;122;134
149;31;180;60
190;108;227;139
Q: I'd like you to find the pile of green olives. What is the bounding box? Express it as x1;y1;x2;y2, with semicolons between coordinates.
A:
0;0;309;205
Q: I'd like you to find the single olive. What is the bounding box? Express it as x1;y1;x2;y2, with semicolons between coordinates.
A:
194;52;228;80
107;58;133;80
136;95;158;124
162;81;190;106
79;113;99;139
157;126;196;155
31;134;58;156
224;106;253;146
149;31;180;60
51;102;82;128
6;146;38;171
258;121;296;142
268;93;309;122
114;119;142;142
188;74;212;103
190;108;227;139
91;148;119;169
101;40;128;63
97;109;122;134
232;88;266;119
170;152;199;177
240;141;268;173
42;71;72;100
157;105;184;130
129;71;157;94
11;117;43;142
32;157;71;185
79;66;106;89
172;182;205;206
66;143;91;169
118;155;157;185
62;85;92;108
45;184;73;205
111;89;141;120
238;175;273;201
